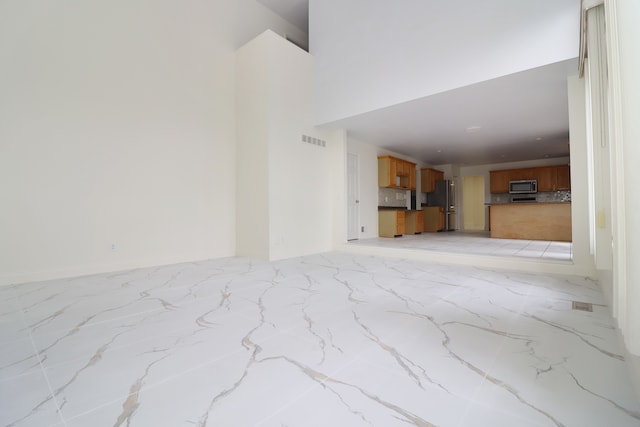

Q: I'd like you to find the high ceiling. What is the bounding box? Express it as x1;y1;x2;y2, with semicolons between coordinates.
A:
258;0;579;166
322;59;575;165
257;0;308;32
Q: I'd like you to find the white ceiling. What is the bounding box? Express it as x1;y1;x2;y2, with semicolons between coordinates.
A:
257;0;308;32
258;0;579;166
323;59;576;165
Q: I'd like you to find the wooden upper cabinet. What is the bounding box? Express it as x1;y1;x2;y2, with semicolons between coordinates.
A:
389;158;398;183
489;170;510;194
378;156;416;190
536;165;571;191
398;159;416;190
435;169;444;185
420;168;444;193
378;156;399;187
398;160;409;177
410;167;417;190
536;166;555;192
555;165;571;190
489;165;571;193
509;168;536;181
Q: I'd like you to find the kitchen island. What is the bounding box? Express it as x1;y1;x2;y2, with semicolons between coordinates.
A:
489;202;571;242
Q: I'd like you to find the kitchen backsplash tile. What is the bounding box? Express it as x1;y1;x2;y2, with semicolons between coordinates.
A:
491;190;571;204
378;187;409;207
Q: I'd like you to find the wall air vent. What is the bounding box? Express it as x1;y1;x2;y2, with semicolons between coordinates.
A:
302;134;326;148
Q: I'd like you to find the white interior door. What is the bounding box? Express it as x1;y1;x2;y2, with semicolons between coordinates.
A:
347;153;360;240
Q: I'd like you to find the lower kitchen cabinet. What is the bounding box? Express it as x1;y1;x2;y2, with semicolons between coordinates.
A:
489;202;571;241
404;210;424;234
379;210;405;237
423;206;444;232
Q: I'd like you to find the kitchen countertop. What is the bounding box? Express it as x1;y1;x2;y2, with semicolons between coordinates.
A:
378;206;408;210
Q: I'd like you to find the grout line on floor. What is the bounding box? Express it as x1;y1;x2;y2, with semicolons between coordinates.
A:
19;306;69;427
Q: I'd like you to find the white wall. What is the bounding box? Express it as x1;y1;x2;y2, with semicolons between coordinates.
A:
604;0;640;398
265;32;340;260
615;0;640;355
236;31;343;260
310;0;579;124
236;36;271;260
346;138;380;239
0;0;306;286
567;76;595;279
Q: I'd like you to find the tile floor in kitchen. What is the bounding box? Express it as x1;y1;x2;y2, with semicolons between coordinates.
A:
349;230;572;262
2;251;639;427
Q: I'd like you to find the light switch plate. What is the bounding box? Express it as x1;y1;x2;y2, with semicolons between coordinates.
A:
597;210;606;228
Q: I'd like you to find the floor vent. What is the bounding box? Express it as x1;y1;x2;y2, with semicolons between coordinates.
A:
572;301;593;312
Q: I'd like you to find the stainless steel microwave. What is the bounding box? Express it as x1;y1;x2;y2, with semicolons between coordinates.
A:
509;180;537;194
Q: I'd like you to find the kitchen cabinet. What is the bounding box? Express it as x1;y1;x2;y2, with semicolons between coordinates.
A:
378;156;416;190
490;202;571;241
423;206;444;232
536;167;555;192
410;166;417;190
537;165;571;191
509;168;535;181
378;156;395;187
379;210;405;237
489;170;510;194
489;165;571;193
555;165;571;190
398;160;411;188
405;210;424;234
420;168;444;193
416;210;424;233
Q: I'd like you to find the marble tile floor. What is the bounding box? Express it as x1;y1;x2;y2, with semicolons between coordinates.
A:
349;230;573;262
1;252;638;427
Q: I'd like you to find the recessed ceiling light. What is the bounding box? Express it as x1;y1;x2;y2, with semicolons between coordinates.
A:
465;126;482;133
535;137;543;141
437;149;443;153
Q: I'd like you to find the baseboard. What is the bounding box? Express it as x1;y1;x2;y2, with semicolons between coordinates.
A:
624;338;640;404
0;252;234;287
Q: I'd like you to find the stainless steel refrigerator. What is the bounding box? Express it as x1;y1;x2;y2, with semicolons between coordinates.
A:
427;179;456;231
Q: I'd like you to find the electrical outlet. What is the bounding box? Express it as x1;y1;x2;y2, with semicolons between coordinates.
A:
361;226;365;232
111;244;116;251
